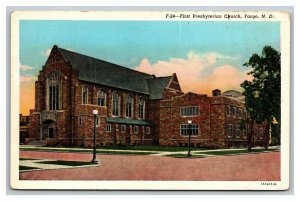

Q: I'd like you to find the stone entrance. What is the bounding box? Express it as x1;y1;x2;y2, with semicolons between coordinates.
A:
41;120;56;140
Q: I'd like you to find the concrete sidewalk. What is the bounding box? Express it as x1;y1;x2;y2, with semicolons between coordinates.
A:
20;145;280;157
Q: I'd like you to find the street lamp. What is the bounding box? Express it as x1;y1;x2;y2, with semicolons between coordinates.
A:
187;120;192;157
91;109;99;164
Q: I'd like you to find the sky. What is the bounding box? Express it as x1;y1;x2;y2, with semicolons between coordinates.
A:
19;20;280;115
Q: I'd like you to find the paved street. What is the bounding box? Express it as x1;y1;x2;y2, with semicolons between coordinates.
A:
19;151;280;181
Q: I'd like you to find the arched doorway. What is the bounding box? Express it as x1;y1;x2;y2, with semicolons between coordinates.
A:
41;119;56;140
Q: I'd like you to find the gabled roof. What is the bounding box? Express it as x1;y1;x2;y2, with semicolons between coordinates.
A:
54;45;179;99
147;76;172;100
58;47;154;95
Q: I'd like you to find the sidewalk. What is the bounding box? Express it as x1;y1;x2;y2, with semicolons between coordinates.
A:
20;145;280;157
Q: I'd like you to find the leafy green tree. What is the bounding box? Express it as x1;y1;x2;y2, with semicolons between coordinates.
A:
241;46;281;150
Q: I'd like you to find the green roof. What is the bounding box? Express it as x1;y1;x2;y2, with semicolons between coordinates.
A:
57;46;172;99
106;117;152;126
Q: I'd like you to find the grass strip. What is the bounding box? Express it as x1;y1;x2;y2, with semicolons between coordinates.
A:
165;148;279;158
53;145;212;152
196;148;279;156
36;160;93;166
19;165;39;170
20;148;156;155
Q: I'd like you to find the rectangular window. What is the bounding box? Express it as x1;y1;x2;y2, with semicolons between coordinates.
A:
259;128;264;139
226;105;230;116
180;124;199;135
106;124;111;132
97;90;106;106
180;106;199;116
78;115;82;126
242;129;247;138
82;86;88;104
121;125;126;133
236;125;241;138
238;109;242;118
146;127;150;135
96;116;100;127
227;124;233;137
243;110;247;119
134;126;139;134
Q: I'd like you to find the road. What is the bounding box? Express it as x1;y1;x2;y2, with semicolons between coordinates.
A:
19;151;280;181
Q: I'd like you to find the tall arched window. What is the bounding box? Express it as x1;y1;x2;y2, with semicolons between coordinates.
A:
112;92;120;116
138;97;145;119
125;95;134;118
47;71;63;110
97;90;106;106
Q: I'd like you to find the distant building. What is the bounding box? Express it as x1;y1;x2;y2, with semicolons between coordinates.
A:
19;114;29;144
27;45;265;148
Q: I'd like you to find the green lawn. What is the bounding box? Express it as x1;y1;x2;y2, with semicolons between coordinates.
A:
19;165;39;171
199;148;279;156
165;154;206;158
20;147;157;155
95;145;211;152
36;160;94;166
164;148;279;158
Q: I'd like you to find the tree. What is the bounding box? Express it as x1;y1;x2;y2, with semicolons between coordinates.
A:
241;46;281;150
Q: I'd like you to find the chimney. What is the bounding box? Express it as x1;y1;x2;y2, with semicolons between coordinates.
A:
212;89;221;96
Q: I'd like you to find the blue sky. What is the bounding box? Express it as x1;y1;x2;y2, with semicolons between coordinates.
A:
19;20;280;115
20;20;280;76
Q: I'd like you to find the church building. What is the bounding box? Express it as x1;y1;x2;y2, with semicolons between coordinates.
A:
27;45;265;148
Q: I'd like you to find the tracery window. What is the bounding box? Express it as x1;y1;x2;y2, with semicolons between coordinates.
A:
97;90;106;106
112;92;120;116
125;95;134;118
47;71;63;110
138;97;145;119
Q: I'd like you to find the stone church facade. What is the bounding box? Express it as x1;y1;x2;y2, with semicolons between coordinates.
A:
27;45;265;148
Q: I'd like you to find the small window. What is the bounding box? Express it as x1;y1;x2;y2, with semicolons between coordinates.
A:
243;110;247;119
78;115;82;126
259;128;264;139
238;109;242;118
233;107;236;117
226;105;230;116
236;125;241;138
242;129;247;138
134;126;139;134
82;86;88;104
146;127;150;135
106;124;111;132
121;125;126;133
96;116;100;127
227;124;233;137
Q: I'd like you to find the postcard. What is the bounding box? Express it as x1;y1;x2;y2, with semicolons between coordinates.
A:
11;10;290;190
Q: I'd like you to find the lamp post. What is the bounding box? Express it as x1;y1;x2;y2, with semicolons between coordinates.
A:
187;120;192;157
91;109;99;164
